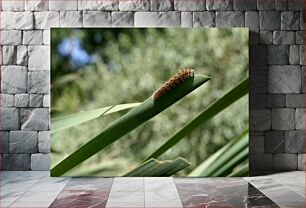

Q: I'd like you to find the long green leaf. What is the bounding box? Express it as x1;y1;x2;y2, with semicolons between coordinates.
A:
188;139;236;176
144;77;248;161
51;103;141;133
189;131;248;176
51;73;210;176
227;162;249;177
124;158;190;177
212;146;248;176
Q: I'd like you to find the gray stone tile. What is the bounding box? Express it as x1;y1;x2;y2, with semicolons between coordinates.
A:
14;12;34;30
28;71;50;94
257;0;274;10
268;65;301;93
28;45;50;71
38;131;50;153
250;93;266;109
264;131;285;153
112;12;134;27
250;109;271;131
233;0;256;10
249;135;264;153
274;153;297;170
1;30;22;45
2;46;17;65
3;154;31;170
216;11;244;27
17;45;28;66
49;0;77;10
296;31;303;44
300;45;304;65
266;93;285;108
34;11;60;29
119;0;150;11
181;12;192;27
267;45;289;64
0;94;14;107
83;11;112;27
79;0;118;10
250;70;268;93
249;153;273;170
250;45;267;67
29;94;44;107
15;94;29;107
300;11;304;30
31;153;50;170
286;94;304;107
285;130;304;153
288;0;303;11
272;108;295;130
281;11;300;30
259;31;272;44
25;0;49;11
23;30;43;45
289;45;300;64
0;108;20;130
193;12;215;27
10;131;38;153
273;31;295;45
134;12;180;27
275;0;287;11
298;154;305;170
21;108;49;131
174;0;205;11
259;11;281;30
1;66;27;94
0;131;9;153
245;11;258;32
60;11;82;27
151;0;173;11
206;0;233;10
295;108;304;130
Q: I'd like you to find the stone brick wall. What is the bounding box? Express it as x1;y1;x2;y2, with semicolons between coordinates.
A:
0;0;304;175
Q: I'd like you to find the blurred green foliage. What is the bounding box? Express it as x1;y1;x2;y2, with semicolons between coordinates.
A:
51;28;248;176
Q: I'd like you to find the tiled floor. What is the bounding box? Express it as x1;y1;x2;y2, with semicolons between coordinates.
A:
1;171;305;208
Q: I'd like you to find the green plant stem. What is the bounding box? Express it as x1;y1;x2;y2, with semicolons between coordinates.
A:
227;162;249;177
124;157;190;177
212;147;248;176
51;74;210;176
144;77;248;161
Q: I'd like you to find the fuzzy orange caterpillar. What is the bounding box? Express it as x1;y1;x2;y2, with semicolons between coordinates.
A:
153;68;194;100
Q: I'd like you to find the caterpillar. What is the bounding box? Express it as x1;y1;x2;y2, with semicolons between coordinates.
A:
153;68;194;100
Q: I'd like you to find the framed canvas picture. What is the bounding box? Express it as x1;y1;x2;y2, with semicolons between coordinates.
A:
50;28;248;177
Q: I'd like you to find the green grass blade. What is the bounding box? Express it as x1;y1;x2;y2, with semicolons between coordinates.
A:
124;159;160;177
124;158;190;177
51;74;210;176
188;140;236;176
52;103;141;133
189;131;248;176
227;162;249;177
144;77;248;161
212;147;248;176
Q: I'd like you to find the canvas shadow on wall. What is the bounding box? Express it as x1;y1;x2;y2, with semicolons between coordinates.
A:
50;28;249;177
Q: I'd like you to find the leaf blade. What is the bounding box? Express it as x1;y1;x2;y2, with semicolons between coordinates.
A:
51;103;141;133
51;74;210;176
144;77;248;161
124;158;190;177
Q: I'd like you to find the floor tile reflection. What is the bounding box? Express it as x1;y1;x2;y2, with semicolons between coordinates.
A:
50;178;113;208
174;178;281;208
